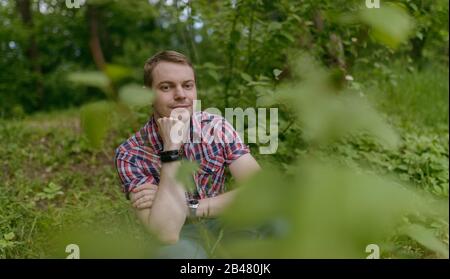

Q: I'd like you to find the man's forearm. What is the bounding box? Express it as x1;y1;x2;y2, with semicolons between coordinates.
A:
147;161;187;243
196;189;239;218
195;152;261;219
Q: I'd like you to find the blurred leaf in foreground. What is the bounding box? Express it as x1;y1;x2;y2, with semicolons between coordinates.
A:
48;222;157;259
219;160;447;258
80;101;115;149
67;71;110;92
217;53;447;258
104;64;133;83
277;53;399;149
402;224;449;258
176;160;200;193
118;84;154;108
358;4;415;49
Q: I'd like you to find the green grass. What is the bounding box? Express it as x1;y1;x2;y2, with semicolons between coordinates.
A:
358;63;449;131
380;66;448;128
0;111;154;258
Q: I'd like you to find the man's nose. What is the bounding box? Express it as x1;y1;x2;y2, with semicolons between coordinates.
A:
174;85;186;99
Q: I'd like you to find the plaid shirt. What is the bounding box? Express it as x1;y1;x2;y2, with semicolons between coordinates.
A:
115;111;249;200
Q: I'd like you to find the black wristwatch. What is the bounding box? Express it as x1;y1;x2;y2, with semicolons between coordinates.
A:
160;150;181;163
187;199;199;218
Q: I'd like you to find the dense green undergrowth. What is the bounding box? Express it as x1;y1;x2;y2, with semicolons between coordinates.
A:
0;66;448;258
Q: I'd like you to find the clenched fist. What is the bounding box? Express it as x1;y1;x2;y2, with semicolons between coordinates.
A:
157;108;190;151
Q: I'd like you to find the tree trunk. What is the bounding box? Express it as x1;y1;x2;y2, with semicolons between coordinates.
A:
16;0;44;109
87;5;106;71
87;5;118;99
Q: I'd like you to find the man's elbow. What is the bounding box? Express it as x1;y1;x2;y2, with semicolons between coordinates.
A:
157;233;180;245
145;207;185;245
146;222;181;245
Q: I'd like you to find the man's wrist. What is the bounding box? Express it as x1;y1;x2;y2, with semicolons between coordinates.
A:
162;143;182;152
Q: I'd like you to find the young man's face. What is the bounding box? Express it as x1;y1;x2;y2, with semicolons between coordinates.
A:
151;61;197;119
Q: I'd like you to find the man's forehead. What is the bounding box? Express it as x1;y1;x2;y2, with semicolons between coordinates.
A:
153;62;194;83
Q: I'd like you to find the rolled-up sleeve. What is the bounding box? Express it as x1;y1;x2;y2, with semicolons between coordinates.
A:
220;118;250;164
115;149;157;199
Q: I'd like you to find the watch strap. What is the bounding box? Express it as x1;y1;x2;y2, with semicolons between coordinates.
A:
160;150;181;163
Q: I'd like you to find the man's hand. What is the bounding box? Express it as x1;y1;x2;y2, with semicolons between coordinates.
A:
157;109;190;151
130;183;158;209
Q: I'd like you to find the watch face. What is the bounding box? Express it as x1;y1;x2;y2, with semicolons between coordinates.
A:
188;199;199;208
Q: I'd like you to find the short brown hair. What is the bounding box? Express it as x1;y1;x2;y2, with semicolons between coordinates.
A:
144;50;195;87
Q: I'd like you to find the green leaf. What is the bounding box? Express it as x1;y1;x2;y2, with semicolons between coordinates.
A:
4;232;15;241
268;22;282;32
247;81;271;86
403;224;449;258
359;4;414;49
118;84;153;108
273;69;282;80
280;31;295;43
0;239;17;249
207;69;220;81
176;160;200;193
67;71;109;91
105;64;133;82
45;182;64;196
201;62;222;70
80;101;115;149
256;91;277;107
240;72;252;83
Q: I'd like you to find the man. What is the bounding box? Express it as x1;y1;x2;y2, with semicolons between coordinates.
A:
115;50;261;258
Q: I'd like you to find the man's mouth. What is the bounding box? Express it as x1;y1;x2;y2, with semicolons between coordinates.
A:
171;104;191;109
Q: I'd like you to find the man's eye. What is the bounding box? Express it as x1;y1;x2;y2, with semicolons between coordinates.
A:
184;83;193;89
160;85;170;91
